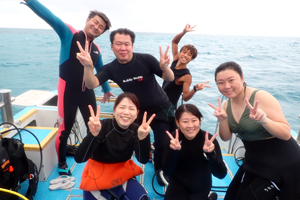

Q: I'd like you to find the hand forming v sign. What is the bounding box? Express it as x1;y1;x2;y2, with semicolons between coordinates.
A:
208;97;228;121
76;40;93;68
137;112;156;140
194;81;211;91
203;131;218;153
245;98;267;124
184;24;196;33
159;46;171;70
166;129;181;151
88;105;101;137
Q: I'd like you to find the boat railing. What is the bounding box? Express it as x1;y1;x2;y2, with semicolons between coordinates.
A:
297;114;300;142
0;89;15;128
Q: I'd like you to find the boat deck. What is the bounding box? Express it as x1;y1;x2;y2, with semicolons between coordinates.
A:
18;149;239;200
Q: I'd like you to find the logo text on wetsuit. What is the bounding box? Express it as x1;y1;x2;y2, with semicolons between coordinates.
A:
123;76;143;83
111;177;123;186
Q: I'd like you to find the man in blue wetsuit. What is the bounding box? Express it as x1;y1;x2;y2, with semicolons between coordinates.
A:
23;0;114;175
76;28;176;186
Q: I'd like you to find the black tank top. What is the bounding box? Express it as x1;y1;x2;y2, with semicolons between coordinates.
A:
162;60;190;108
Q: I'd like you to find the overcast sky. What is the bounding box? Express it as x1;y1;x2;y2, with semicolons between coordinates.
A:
1;0;300;37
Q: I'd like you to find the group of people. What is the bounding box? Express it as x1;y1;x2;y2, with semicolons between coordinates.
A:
23;0;300;199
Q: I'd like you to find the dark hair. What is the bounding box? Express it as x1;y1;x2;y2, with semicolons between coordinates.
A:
175;104;203;121
113;92;139;111
214;61;243;82
88;10;111;32
215;61;247;92
110;28;135;44
180;44;198;59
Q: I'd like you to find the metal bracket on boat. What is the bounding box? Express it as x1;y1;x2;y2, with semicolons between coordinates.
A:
14;120;22;126
0;89;15;128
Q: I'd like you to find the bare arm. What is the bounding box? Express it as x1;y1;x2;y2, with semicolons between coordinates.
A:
172;24;196;61
181;77;210;102
84;67;100;89
248;90;291;140
181;74;194;101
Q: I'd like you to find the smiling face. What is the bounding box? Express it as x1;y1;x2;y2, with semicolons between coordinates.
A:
216;69;244;99
178;49;193;64
111;33;134;64
176;111;201;140
84;15;106;41
113;97;138;129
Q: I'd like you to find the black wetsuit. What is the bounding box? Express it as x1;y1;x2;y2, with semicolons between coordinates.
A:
162;129;227;200
162;60;191;108
74;118;150;200
96;53;176;171
74;118;150;164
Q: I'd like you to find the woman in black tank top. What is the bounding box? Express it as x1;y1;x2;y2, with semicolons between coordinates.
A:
162;24;210;108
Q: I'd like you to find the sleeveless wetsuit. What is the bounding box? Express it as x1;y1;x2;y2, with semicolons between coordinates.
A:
227;90;273;140
95;53;176;171
162;129;226;200
225;90;300;200
162;60;191;108
75;118;150;200
24;0;111;166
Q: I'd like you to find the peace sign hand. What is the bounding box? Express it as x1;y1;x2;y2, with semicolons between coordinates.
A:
137;112;156;140
76;40;93;68
166;129;181;151
159;46;171;71
208;97;228;121
87;105;101;137
194;81;211;91
203;131;218;153
245;98;267;124
183;24;196;33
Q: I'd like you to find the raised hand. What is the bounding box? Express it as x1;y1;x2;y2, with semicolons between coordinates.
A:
245;98;267;123
166;129;181;151
137;112;156;140
203;131;218;153
76;40;93;68
159;46;171;71
183;24;196;33
100;91;116;104
87;105;101;136
194;81;211;91
208;97;228;121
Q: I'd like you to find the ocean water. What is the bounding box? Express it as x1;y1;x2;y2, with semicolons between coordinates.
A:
0;28;299;134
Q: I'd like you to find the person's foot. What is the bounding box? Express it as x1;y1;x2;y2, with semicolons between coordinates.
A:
58;162;71;176
208;192;217;200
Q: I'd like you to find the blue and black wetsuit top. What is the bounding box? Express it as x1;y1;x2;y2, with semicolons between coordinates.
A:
24;0;111;164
